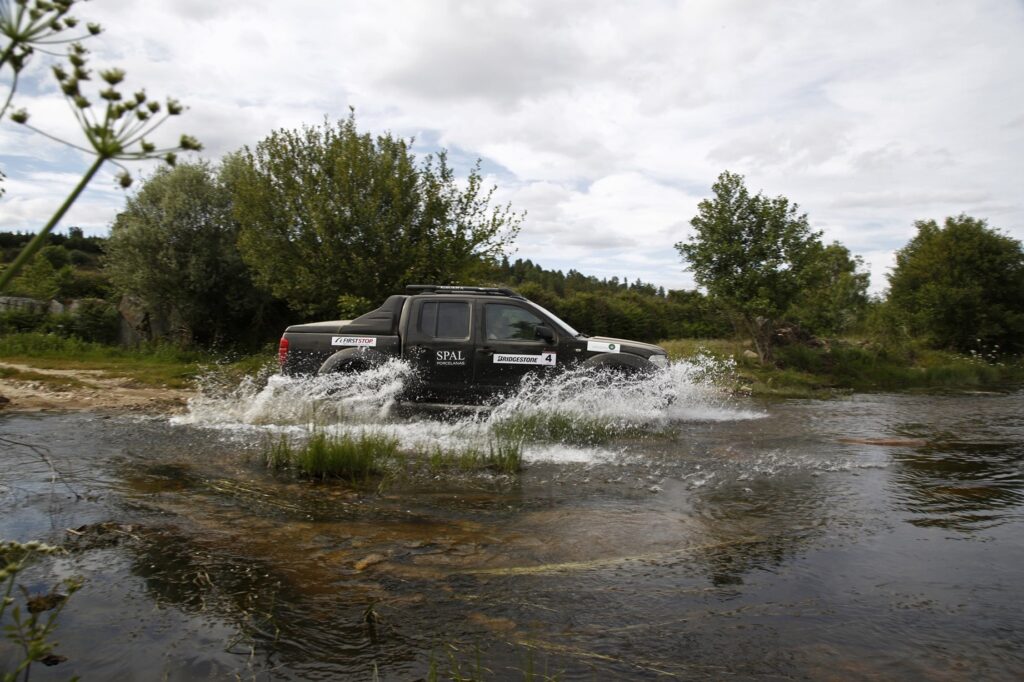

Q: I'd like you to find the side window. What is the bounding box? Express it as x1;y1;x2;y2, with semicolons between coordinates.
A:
418;301;470;339
485;304;544;341
419;302;437;336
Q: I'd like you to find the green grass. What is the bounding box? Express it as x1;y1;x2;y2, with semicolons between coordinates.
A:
259;431;400;482
661;336;1024;397
298;431;400;481
419;434;524;475
485;434;525;474
259;430;524;481
0;365;87;390
0;332;271;388
491;412;647;447
261;434;294;470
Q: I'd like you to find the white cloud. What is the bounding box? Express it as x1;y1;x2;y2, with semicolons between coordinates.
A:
1;0;1021;295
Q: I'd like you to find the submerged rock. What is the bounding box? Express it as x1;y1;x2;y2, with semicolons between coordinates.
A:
354;553;387;571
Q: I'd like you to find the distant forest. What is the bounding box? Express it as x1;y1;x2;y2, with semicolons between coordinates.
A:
0;227;731;345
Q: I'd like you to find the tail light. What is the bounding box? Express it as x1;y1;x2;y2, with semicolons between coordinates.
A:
278;336;289;367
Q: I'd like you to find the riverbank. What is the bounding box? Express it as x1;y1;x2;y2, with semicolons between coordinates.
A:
0;333;270;412
0;361;193;412
1;332;1020;411
663;338;1024;397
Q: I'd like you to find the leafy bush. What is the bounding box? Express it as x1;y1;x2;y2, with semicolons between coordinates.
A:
39;245;70;269
56;269;111;299
0;308;47;334
0;300;118;343
887;215;1024;354
67;249;92;266
68;299;120;343
6;254;59;300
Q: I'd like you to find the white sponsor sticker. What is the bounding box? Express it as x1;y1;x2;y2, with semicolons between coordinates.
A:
331;336;377;347
587;340;620;353
493;352;557;366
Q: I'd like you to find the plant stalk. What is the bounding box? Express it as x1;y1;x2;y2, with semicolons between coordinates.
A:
0;155;105;292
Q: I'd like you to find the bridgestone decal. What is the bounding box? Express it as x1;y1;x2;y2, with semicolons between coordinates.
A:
331;336;377;347
587;341;620;353
493;353;556;366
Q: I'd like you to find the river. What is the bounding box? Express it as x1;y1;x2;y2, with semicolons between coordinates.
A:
2;360;1022;680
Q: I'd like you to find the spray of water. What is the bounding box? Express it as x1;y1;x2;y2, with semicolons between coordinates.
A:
173;358;415;429
174;354;761;463
488;353;759;430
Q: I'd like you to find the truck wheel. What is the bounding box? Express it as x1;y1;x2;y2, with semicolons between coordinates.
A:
317;348;385;375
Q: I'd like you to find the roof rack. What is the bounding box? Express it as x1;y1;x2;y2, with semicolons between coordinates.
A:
405;285;524;299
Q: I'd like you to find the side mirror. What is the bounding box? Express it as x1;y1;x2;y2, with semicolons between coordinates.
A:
535;325;555;343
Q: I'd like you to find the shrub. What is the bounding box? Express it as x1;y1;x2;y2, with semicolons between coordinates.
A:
887;215;1024;354
0;308;47;334
68;299;120;343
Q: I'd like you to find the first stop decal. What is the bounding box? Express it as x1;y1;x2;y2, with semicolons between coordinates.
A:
331;336;377;347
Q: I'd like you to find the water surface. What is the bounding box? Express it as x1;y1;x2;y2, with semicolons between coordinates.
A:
2;363;1022;679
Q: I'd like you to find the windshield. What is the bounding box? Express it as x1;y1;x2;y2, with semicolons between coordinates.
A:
526;301;581;337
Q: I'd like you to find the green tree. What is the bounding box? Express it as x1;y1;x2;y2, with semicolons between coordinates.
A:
676;171;826;362
887;214;1024;354
229;113;522;318
788;241;870;335
105;163;279;347
7;251;59;299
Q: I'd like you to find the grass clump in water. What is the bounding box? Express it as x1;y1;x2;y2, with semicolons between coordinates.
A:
261;434;294;470
486;433;525;474
299;431;399;481
491;412;646;446
419;434;524;475
259;431;399;482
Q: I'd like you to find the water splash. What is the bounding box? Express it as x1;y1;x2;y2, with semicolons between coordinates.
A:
172;358;415;428
488;353;760;430
173;354;760;463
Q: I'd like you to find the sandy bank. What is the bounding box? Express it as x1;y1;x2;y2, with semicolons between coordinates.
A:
0;361;192;413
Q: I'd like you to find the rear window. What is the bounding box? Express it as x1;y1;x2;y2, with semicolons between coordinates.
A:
418;301;470;339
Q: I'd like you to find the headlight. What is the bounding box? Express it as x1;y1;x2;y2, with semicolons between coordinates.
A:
649;354;669;369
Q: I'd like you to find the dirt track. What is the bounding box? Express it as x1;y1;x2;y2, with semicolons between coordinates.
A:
0;361;191;412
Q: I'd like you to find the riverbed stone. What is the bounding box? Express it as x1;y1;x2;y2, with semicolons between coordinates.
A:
354;553;387;571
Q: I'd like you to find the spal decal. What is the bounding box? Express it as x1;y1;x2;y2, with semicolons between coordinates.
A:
493;352;556;366
587;340;620;353
436;349;467;366
331;336;377;347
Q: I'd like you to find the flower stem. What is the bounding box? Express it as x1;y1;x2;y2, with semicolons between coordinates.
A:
0;155;106;292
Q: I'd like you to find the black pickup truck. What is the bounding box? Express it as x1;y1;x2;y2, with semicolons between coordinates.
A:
278;285;669;401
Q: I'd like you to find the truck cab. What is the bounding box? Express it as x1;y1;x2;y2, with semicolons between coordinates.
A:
279;285;669;402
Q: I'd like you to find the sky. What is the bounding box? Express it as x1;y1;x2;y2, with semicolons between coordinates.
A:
1;0;1022;294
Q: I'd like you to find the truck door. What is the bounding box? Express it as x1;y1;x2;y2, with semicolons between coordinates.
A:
475;301;559;391
404;298;474;396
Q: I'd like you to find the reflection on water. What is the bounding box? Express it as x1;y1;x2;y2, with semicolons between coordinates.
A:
2;383;1024;679
892;440;1024;530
